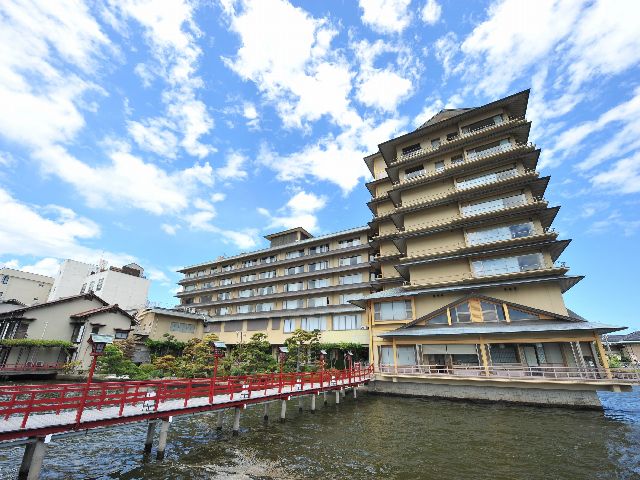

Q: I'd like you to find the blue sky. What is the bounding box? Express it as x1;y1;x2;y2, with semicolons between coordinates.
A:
1;0;639;330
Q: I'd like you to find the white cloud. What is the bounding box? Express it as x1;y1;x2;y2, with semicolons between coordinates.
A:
243;102;259;128
210;193;226;203
258;190;327;232
182;207;260;250
414;98;444;128
0;152;15;167
161;223;180;235
127;117;178;158
1;258;61;278
146;267;171;284
421;0;442;25
434;32;459;78
0;187;133;267
223;0;359;130
359;0;412;34
587;211;640;237
217;152;249;181
591;153;640;194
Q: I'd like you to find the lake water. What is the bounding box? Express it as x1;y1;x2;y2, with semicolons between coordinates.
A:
0;388;639;479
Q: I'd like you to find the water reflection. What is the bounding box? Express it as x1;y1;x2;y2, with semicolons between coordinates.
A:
0;388;638;479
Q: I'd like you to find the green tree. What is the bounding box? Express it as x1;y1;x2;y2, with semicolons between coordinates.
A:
97;344;150;379
284;329;321;372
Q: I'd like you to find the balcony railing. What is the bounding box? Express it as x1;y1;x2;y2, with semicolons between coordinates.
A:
377;364;640;383
392;116;526;166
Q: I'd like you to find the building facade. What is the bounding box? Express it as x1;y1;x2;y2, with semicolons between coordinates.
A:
177;227;372;347
135;307;209;342
0;293;136;370
0;268;54;306
48;260;151;310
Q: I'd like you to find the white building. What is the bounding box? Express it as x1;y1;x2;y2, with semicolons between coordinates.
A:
48;261;151;310
0;268;54;305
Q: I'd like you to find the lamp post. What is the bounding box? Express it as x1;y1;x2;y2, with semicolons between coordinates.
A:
75;334;113;424
209;341;226;404
345;351;354;385
278;346;288;394
319;349;327;388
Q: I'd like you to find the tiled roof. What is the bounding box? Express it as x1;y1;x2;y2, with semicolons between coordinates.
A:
417;108;475;130
379;321;625;338
70;304;137;324
0;293;109;318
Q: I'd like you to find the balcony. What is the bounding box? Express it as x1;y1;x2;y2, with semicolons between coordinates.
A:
390;116;527;167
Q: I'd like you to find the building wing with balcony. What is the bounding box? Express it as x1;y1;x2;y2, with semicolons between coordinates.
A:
176;226;373;347
359;89;627;400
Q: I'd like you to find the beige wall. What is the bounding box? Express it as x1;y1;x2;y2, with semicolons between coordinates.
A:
410;259;471;286
401;180;454;205
406;230;465;257
0;269;53;306
404;204;459;230
137;311;205;342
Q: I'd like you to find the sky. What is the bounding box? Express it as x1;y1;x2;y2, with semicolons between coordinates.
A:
0;0;639;330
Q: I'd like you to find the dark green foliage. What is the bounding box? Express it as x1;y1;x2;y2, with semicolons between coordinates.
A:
145;334;187;358
0;339;74;349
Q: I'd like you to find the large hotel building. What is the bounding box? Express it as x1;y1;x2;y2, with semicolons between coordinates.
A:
177;90;624;403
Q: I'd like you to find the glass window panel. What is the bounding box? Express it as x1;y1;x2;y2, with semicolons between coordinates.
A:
428;312;448;324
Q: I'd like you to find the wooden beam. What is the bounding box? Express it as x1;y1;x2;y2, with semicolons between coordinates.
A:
594;334;612;379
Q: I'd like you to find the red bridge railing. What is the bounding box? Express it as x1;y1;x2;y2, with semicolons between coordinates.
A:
0;365;373;433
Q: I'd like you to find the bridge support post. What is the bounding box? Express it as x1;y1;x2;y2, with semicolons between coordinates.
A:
340;388;346;398
323;391;327;405
298;396;303;412
335;390;340;404
232;407;241;436
144;421;156;454
263;403;269;421
19;437;47;480
353;386;357;400
310;394;316;413
216;411;224;430
280;399;287;423
157;417;172;460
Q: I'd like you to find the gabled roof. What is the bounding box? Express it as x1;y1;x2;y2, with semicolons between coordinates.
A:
605;331;640;343
70;304;136;324
417;108;475;130
403;293;582;329
0;293;109;318
137;307;212;322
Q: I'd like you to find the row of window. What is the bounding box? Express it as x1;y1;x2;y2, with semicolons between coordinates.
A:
169;321;196;333
1;275;9;284
208;292;365;315
426;301;541;325
184;238;363;279
184;267;366;293
399;114;506;160
80;278;104;294
207;314;363;334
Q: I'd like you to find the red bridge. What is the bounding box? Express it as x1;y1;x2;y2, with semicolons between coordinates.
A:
1;366;372;478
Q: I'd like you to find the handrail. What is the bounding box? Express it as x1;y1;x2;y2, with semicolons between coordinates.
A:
0;366;373;431
0;363;66;372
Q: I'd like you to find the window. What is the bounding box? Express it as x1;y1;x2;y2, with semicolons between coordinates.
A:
481;301;506;322
308;296;329;307
340;292;364;304
239;289;253;298
184;285;195;292
256;302;274;312
88;281;95;292
261;255;277;264
401;143;421;156
489;344;518;363
462;114;503;134
301;317;326;331
1;275;9;284
222;264;233;272
170;322;196;333
308;278;329;289
461;193;526;217
471;253;544;277
456;167;517;190
200;294;212;303
115;330;130;339
80;283;87;294
466;138;510;159
285;282;303;292
338;238;361;248
242;259;256;268
286;249;305;259
451;155;463;165
259;270;276;279
237;304;252;314
309;244;329;254
220;278;233;286
451;302;472;323
284;318;296;333
431;138;441;149
340;273;362;285
202;282;213;289
257;285;276;295
339;255;361;267
285;265;304;275
308;261;328;272
272;319;281;330
247;319;268;331
405;165;425;180
374;301;412;321
71;324;85;343
446;131;459;141
218;292;231;301
428;312;449;324
240;274;256;283
333;314;362;330
434;160;445;172
283;299;305;310
507;306;540;321
91;326;100;334
184;298;194;305
219;307;232;316
467;222;534;246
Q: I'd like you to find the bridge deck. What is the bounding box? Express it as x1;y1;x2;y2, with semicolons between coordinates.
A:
0;367;371;442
